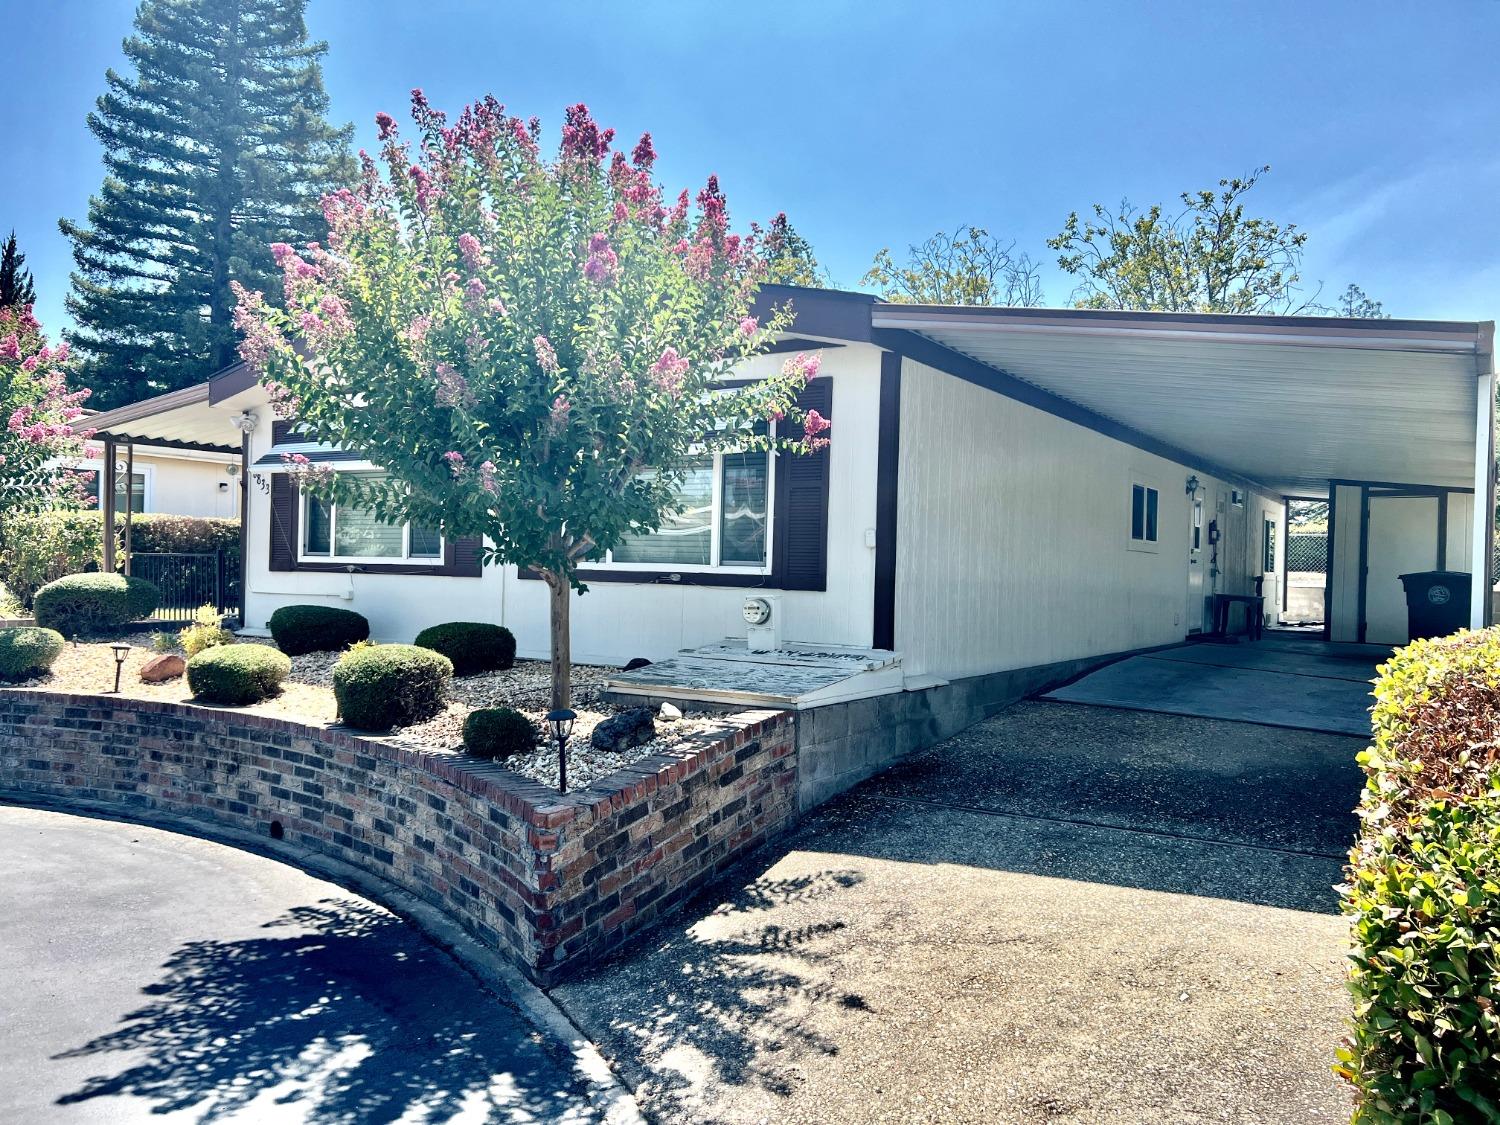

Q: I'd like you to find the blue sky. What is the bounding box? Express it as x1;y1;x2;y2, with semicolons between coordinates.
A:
4;0;1498;334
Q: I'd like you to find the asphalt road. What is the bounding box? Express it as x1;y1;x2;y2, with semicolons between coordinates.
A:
0;805;605;1124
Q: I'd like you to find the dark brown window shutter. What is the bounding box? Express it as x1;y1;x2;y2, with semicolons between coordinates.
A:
268;472;298;572
441;535;484;577
772;376;832;591
270;419;297;444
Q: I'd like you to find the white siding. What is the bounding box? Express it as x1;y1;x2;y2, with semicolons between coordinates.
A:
1446;492;1474;571
892;358;1279;680
241;344;883;664
141;453;240;518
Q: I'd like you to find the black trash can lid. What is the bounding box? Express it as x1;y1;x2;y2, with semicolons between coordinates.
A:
1398;570;1471;581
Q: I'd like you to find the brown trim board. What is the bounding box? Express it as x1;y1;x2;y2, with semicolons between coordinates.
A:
873;350;901;650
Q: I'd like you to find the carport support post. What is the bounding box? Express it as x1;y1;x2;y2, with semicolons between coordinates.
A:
101;436;117;574
122;439;134;576
1471;367;1496;629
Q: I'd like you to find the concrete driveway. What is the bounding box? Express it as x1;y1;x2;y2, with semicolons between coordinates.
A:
554;699;1365;1124
0;806;612;1124
1043;634;1386;736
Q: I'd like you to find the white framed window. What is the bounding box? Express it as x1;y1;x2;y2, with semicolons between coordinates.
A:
78;460;152;514
1191;497;1204;552
1129;481;1160;551
299;473;443;565
602;440;774;573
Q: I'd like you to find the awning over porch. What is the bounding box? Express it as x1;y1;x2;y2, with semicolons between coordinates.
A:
872;304;1494;497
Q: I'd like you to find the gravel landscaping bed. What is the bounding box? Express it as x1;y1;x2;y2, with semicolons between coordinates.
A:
7;635;718;792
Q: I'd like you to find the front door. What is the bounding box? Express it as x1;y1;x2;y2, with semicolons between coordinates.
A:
1363;492;1440;645
1186;493;1205;633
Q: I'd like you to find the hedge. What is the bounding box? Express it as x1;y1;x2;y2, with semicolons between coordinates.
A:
268;605;369;656
0;510;241;608
186;645;291;706
332;644;451;730
413;621;516;675
1339;629;1500;1121
32;573;161;636
0;627;66;680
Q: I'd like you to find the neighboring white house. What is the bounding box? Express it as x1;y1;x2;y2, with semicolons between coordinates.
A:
82;285;1496;681
72;442;241;519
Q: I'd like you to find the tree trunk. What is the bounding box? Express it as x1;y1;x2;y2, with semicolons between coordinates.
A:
544;570;571;711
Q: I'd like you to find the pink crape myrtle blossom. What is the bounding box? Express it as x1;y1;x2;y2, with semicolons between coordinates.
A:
582;233;618;285
649;347;690;397
534;335;560;376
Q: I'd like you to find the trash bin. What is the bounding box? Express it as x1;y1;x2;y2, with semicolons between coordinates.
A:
1398;570;1471;640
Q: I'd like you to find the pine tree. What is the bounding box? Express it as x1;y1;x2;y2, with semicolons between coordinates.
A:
61;0;353;409
0;231;36;308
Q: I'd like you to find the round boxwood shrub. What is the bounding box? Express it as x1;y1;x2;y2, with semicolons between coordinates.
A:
33;573;161;636
333;644;452;730
186;645;291;706
267;604;369;656
413;621;517;675
462;707;539;760
0;627;65;681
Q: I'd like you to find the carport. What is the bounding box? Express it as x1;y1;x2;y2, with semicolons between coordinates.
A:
875;305;1497;643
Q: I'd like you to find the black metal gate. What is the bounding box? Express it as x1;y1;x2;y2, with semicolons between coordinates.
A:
129;552;234;622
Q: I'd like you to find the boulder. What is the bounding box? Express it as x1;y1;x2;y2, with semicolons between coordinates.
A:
621;657;653;672
659;701;683;721
590;707;656;753
139;653;186;683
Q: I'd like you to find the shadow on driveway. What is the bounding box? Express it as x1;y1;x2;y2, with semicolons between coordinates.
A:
554;699;1362;1124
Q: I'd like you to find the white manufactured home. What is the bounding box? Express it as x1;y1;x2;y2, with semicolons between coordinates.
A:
86;286;1496;707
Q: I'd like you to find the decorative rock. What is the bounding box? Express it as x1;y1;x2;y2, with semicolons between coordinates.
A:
139;653;186;683
659;701;683;721
590;707;655;753
621;657;652;672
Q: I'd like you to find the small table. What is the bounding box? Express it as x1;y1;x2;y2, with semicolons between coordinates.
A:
1210;593;1265;640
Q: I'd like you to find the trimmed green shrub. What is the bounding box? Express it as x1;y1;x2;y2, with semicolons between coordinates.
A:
1339;629;1500;1120
413;621;517;675
0;627;66;680
462;707;539;759
186;644;290;705
267;604;369;656
333;644;451;730
32;572;161;636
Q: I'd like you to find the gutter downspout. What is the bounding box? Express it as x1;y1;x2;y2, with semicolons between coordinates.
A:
122;439;134;577
101;436;117;575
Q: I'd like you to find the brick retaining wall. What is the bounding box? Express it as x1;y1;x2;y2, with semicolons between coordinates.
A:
0;690;796;984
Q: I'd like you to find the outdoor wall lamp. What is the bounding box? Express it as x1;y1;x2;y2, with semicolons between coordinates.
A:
109;643;131;693
230;410;258;434
546;709;577;793
1185;474;1200;495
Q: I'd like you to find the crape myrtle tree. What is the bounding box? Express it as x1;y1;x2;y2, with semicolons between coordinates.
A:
0;307;95;522
234;93;830;708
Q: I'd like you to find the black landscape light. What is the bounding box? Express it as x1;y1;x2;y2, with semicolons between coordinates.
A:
546;708;577;793
109;643;131;693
